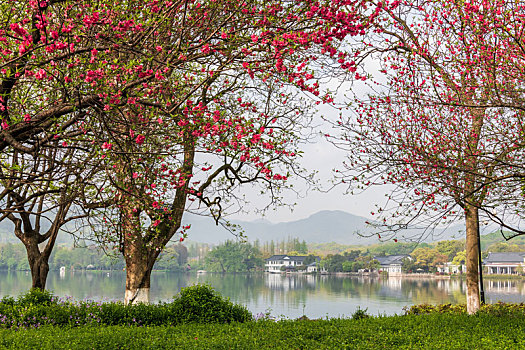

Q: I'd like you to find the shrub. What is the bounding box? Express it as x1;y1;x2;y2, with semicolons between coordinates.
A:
403;302;525;316
171;284;252;323
351;306;370;320
0;285;251;329
17;289;56;307
403;303;466;315
3;314;525;349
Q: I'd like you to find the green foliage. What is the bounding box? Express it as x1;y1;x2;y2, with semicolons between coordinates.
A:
368;242;422;256
480;231;525;251
3;313;525;349
486;242;522;253
351;306;369;320
435;240;465;261
172;284;252;324
401;256;416;273
321;253;347;272
0;243;189;272
17;289;56;307
403;303;467;315
0;243;29;271
320;251;379;272
404;302;525;316
205;241;263;272
0;286;251;329
451;250;466;267
408;247;448;272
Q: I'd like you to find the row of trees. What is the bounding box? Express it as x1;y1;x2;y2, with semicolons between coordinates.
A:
330;0;525;313
4;234;522;274
2;0;525;313
0;243;189;272
320;251;379;273
256;237;308;257
0;0;379;303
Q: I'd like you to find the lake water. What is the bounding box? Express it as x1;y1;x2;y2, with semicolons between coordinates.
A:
1;271;524;318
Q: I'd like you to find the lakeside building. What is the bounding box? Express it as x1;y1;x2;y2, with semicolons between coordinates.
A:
374;255;411;276
264;255;320;273
484;252;525;275
436;262;464;274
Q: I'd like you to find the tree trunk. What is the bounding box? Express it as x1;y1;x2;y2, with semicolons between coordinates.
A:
24;240;50;290
465;205;480;314
122;213;161;304
124;254;152;304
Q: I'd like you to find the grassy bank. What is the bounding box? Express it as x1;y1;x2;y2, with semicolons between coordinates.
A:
1;313;525;349
2;288;525;349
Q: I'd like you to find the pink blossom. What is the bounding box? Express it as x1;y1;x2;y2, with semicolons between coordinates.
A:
201;44;210;54
35;69;47;80
135;134;146;144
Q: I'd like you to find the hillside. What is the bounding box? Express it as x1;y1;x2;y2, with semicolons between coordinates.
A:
181;210;469;245
0;209;503;246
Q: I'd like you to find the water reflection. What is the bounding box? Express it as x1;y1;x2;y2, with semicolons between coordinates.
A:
1;271;525;318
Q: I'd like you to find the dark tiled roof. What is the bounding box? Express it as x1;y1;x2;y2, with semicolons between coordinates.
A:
484;252;525;264
374;255;409;266
265;255;318;262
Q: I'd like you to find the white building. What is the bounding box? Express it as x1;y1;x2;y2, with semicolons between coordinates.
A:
374;255;410;276
264;255;319;273
436;262;464;274
484;252;525;275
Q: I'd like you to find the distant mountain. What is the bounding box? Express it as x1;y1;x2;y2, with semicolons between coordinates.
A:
181;210;469;245
0;209;491;246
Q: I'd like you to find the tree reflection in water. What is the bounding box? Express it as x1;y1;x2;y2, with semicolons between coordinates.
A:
3;271;525;318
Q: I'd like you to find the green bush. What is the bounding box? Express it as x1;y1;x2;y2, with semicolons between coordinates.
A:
17;288;56;306
404;302;525;316
351;306;369;320
171;284;252;323
403;303;466;315
0;285;251;329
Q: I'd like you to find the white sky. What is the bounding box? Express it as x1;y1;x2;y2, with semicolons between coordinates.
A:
229;56;389;223
228;111;388;223
245;140;387;223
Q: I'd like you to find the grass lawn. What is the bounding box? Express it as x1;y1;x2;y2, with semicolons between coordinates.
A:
1;313;525;349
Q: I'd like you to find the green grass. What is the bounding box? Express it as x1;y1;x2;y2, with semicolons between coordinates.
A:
1;313;525;349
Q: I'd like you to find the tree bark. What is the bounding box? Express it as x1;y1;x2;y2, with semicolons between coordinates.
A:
24;240;50;290
124;248;153;304
121;207;162;304
465;204;480;314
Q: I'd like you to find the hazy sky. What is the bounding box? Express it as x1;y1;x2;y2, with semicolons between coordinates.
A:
230;137;388;223
229;60;387;223
228;105;389;224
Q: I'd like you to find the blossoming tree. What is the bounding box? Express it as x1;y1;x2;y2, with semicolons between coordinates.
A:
0;0;381;300
332;0;525;313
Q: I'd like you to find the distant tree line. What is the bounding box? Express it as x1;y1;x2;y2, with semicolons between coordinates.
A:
204;240;264;273
0;243;188;272
2;233;521;274
257;237;308;257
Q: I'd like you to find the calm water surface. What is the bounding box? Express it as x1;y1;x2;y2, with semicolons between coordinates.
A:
1;271;524;318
